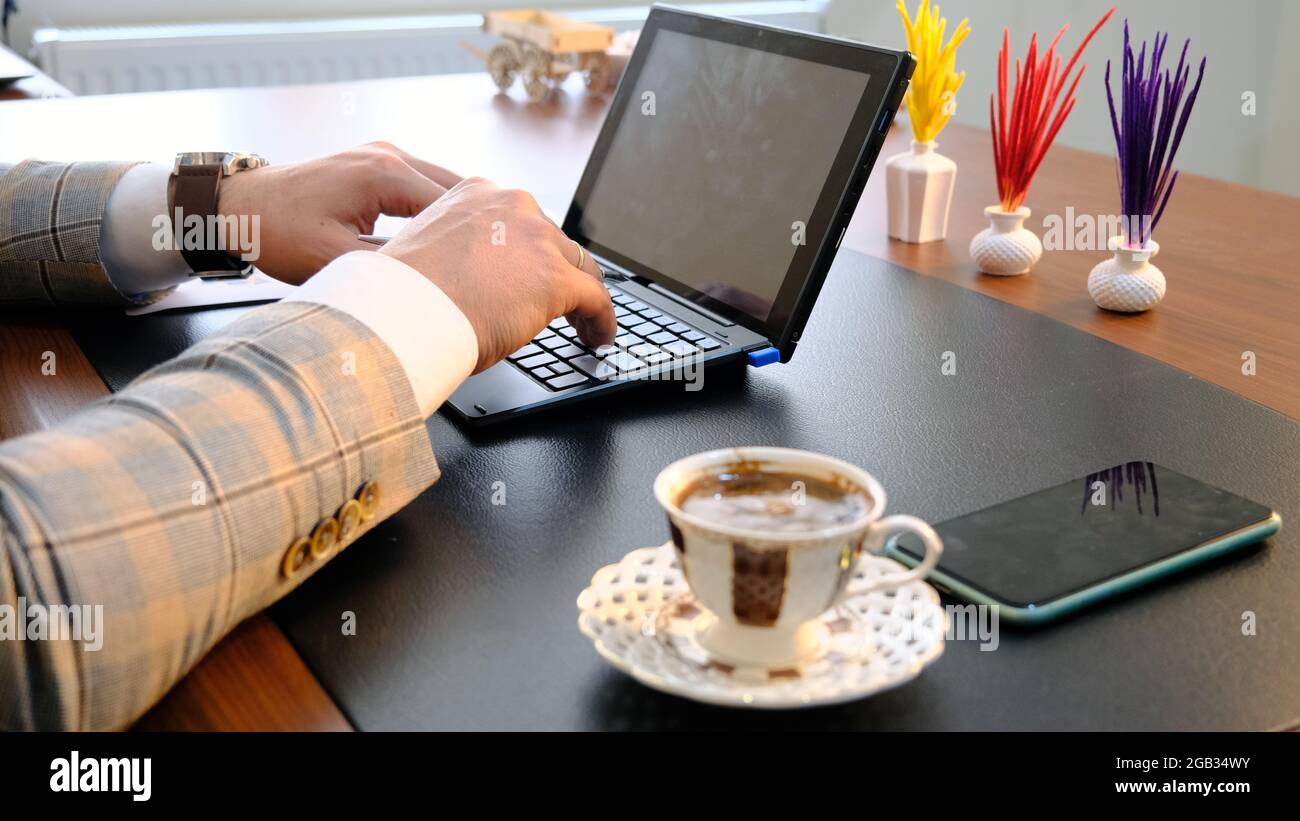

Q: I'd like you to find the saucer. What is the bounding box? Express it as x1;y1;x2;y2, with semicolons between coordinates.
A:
576;543;946;709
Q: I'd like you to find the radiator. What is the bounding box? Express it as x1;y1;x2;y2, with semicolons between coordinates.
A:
32;2;826;96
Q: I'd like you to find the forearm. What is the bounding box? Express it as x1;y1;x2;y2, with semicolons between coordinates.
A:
0;159;186;308
0;300;442;730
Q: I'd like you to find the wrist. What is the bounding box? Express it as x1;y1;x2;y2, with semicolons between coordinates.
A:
213;173;251;260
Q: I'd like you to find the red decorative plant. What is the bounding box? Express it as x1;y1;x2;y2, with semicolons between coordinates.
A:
991;7;1115;211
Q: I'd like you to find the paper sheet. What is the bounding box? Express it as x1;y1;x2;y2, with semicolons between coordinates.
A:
125;272;297;316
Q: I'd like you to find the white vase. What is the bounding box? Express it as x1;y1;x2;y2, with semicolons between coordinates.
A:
969;205;1042;276
885;140;956;243
1088;237;1165;312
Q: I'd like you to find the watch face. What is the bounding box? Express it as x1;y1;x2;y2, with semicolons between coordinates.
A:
173;152;268;175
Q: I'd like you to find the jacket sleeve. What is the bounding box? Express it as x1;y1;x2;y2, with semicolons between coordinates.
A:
0;159;172;307
0;300;441;730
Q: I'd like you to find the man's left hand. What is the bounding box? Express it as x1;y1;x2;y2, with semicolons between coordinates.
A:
216;142;461;284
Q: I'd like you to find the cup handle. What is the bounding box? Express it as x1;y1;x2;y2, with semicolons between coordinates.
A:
861;514;943;591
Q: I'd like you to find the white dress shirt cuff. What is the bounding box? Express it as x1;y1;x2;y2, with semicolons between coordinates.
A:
286;250;479;417
100;162;191;298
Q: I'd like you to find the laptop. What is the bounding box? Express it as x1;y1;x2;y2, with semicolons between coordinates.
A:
447;5;914;425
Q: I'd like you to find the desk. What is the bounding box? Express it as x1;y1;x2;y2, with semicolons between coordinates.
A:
1;73;1297;730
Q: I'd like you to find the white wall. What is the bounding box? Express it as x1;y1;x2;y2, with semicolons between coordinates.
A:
6;1;636;55
8;0;1297;195
825;0;1300;196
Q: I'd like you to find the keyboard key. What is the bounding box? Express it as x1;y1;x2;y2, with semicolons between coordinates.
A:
509;344;542;360
667;323;691;334
629;343;659;358
549;361;573;374
637;308;664;320
604;351;646;374
614;306;632;319
549;318;568;329
559;327;579;339
648;331;676;345
538;336;568;351
532;366;555;379
594;344;618;357
643;351;671;365
652;316;675;327
681;330;705;342
663;340;698;358
518;353;557;369
535;328;556;341
572;353;639;380
552;344;585;359
547;372;590;390
612;294;634;306
628;321;659;337
698;337;722;351
624;300;648;311
570;354;614;380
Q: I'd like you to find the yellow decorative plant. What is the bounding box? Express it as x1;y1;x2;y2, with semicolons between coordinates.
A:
896;0;970;143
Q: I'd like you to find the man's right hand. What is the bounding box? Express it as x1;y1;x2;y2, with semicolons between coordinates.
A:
380;177;617;373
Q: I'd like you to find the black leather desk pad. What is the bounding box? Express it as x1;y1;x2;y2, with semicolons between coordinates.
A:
71;252;1299;730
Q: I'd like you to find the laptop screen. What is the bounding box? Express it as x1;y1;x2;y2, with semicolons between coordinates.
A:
566;11;883;331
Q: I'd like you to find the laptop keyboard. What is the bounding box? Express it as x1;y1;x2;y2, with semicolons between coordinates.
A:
507;283;723;391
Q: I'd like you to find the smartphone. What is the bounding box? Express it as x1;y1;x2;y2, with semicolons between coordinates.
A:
886;462;1282;625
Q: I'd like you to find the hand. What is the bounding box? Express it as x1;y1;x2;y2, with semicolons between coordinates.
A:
378;177;617;373
215;142;460;284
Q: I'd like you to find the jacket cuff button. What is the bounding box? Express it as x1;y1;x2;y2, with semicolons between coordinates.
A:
357;480;381;521
281;537;311;579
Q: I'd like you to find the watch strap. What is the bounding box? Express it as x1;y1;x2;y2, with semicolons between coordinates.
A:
169;164;250;276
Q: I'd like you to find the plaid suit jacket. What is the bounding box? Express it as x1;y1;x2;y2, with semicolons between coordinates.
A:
0;161;441;730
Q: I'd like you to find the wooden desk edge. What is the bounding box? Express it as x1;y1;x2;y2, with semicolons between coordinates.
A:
0;314;351;732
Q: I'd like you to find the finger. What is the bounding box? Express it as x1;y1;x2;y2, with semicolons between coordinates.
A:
383;144;463;190
551;235;612;346
372;158;450;218
439;175;496;201
560;266;617;348
556;237;603;284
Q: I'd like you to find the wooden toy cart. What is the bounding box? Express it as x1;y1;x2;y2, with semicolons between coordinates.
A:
479;10;615;102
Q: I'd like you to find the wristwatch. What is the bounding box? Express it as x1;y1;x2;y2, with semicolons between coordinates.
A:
169;151;269;278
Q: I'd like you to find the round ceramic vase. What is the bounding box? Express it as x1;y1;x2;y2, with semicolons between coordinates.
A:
969;205;1043;276
1088;236;1165;312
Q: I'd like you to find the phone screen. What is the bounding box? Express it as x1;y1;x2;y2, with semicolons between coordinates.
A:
893;462;1275;608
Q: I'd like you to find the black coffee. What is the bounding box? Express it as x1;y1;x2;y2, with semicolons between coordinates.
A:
677;468;871;534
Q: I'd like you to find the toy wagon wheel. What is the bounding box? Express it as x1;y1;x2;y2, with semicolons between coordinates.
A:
487;43;518;92
521;48;549;103
584;53;611;92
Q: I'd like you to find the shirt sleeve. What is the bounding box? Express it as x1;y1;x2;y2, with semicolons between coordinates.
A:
98;162;192;298
285;250;479;417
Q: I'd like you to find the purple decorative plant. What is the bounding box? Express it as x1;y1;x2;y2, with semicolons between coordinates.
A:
1104;21;1205;248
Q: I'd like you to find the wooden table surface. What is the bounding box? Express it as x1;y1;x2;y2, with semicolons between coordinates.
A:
1;72;1297;731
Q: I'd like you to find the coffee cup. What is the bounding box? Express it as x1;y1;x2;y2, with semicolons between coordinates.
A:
654;446;942;666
